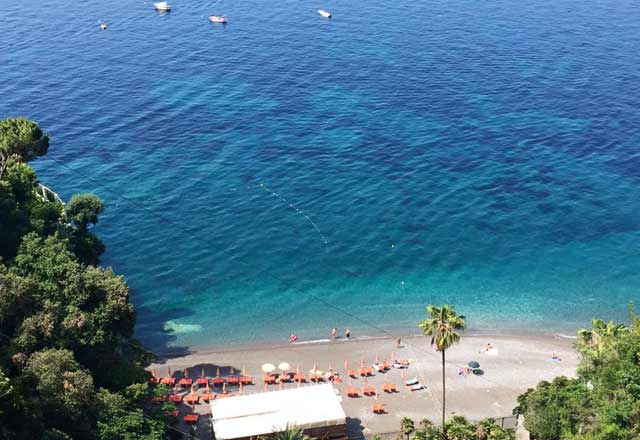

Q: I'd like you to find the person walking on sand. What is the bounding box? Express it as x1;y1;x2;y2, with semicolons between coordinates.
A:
331;328;337;340
396;337;402;348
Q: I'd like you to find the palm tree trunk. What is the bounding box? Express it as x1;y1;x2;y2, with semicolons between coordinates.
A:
442;349;446;439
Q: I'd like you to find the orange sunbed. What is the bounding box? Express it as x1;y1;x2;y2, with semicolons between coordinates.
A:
293;373;307;382
373;404;386;414
184;394;199;405
196;377;208;386
169;395;182;403
202;392;216;402
240;376;253;385
382;383;397;393
359;367;373;377
347;369;357;378
227;376;240;385
212;377;224;386
362;386;376;396
310;373;324;382
160;377;176;386
183;414;199;424
346;387;359;397
179;378;193;387
263;374;277;384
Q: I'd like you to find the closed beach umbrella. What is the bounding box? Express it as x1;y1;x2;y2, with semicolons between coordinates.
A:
230;367;235;375
468;361;480;369
262;363;276;373
184;368;189;378
216;367;220;377
278;362;291;372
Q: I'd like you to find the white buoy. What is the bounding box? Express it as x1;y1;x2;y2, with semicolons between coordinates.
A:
318;9;332;19
100;23;108;30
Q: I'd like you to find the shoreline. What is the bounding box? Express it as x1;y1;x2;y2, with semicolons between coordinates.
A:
152;326;579;360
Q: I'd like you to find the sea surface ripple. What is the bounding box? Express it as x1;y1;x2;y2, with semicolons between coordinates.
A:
1;0;640;352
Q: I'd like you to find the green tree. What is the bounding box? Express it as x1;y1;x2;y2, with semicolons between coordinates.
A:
401;417;416;440
272;425;312;440
0;119;161;439
21;349;95;436
65;193;105;264
0;117;49;178
94;389;168;440
66;193;104;233
515;313;640;440
419;305;466;438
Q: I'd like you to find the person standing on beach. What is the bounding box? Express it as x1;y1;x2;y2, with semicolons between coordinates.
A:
397;337;402;348
345;328;351;339
331;328;337;340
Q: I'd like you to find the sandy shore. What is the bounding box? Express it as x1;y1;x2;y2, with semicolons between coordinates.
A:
151;333;578;438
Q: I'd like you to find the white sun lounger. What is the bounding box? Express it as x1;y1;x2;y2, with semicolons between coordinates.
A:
409;383;425;391
405;377;419;386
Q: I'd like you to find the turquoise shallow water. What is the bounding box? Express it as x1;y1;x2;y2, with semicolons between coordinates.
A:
2;0;640;353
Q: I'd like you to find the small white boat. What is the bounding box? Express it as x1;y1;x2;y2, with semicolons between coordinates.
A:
209;15;227;24
318;9;332;18
100;22;108;30
153;2;171;11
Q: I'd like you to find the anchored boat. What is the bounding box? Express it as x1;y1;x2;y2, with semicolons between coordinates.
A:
318;9;332;18
100;23;108;30
209;15;227;24
153;2;171;12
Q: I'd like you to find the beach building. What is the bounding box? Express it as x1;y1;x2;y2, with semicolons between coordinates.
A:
210;384;347;440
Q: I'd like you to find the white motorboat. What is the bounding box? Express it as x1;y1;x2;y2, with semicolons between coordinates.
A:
209;15;227;24
153;2;171;12
318;9;332;18
100;22;108;30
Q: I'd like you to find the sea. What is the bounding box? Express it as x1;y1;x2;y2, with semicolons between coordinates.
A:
2;0;640;354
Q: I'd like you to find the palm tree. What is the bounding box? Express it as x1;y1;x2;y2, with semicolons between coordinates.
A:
418;305;466;438
272;425;311;440
400;417;415;440
577;318;627;352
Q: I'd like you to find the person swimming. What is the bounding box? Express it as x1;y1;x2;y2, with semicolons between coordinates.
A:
289;334;298;343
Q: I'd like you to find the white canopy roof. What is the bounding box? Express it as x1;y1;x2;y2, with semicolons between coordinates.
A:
211;384;346;440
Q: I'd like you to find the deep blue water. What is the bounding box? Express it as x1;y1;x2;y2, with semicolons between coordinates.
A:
2;0;640;353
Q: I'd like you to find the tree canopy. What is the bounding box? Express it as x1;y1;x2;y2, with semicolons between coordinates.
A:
515;306;640;439
0;117;49;178
0;118;169;439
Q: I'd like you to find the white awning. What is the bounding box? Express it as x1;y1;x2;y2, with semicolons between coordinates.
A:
211;384;346;440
